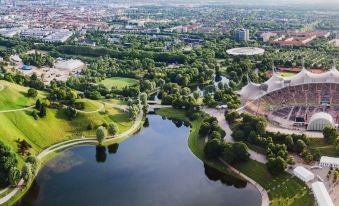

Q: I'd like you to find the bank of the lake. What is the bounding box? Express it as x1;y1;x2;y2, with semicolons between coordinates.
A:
14;114;261;206
156;108;315;206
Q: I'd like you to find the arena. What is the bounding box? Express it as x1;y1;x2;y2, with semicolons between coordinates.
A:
226;47;265;56
239;64;339;132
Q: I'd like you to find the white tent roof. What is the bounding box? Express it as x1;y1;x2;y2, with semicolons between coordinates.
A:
293;166;314;182
307;112;335;131
320;156;339;166
238;64;339;102
311;181;334;206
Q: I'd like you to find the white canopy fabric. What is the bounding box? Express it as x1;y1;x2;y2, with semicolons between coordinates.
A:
307;112;335;131
238;66;339;102
293;166;314;182
311;181;334;206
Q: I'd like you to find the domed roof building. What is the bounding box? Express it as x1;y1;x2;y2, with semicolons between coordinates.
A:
307;112;335;131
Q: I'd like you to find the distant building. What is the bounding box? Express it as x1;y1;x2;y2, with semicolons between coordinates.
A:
235;29;249;41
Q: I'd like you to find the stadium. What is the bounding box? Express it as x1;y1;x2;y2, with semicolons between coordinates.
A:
238;62;339;132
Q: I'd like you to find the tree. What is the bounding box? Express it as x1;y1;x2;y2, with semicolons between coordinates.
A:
21;163;33;183
26;156;40;176
35;99;41;110
8;167;21;187
232;142;250;162
139;93;148;106
65;107;77;120
96;126;107;144
204;139;224;159
107;123;118;136
27;88;38;98
267;157;287;175
323;126;338;144
296;139;307;153
38;104;47;117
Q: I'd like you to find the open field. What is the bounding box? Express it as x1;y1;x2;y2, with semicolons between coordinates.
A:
100;77;139;90
234;160;314;206
0;80;44;110
309;138;339;157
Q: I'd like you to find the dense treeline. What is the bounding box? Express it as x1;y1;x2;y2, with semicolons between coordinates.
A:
226;111;318;175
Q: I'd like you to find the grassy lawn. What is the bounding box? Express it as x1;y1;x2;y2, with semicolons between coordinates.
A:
309;138;339;157
234;160;314;206
100;77;138;90
0;80;45;110
278;72;296;77
0;106;133;157
75;99;103;112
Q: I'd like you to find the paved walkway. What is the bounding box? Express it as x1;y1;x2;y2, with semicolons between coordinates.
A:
0;111;143;205
220;158;269;206
75;102;105;114
202;107;267;164
0;105;35;113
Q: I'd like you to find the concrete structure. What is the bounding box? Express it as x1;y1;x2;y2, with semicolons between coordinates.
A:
307;112;335;131
311;181;334;206
227;47;265;56
235;28;249;41
320;156;339;168
293;166;314;182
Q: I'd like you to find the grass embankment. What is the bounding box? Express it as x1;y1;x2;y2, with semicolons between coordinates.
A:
156;108;314;206
0;81;134;165
100;77;139;90
0;80;44;110
155;108;241;179
310;138;339;157
75;99;103;112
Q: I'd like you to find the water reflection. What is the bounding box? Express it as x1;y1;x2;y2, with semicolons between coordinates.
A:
15;115;261;206
107;143;119;154
95;146;107;163
204;164;247;188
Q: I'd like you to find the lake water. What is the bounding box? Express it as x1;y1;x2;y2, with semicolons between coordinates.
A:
15;115;261;206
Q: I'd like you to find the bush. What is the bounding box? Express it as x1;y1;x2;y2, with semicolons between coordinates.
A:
27;88;38;98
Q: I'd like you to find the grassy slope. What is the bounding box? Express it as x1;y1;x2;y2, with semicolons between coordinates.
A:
100;77;138;90
75;99;102;112
0;80;44;110
156;108;314;206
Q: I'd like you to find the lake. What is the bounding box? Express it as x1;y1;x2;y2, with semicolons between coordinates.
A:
15;115;261;206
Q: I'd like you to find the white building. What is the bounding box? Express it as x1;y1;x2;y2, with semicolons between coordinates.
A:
307;112;335;131
320;156;339;168
235;28;250;41
311;181;334;206
293;166;314;182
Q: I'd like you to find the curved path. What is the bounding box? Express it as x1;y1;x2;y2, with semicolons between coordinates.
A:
219;158;269;206
0;84;4;92
0;105;35;113
202;107;269;206
202;107;267;164
0;111;143;205
75;101;105;114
